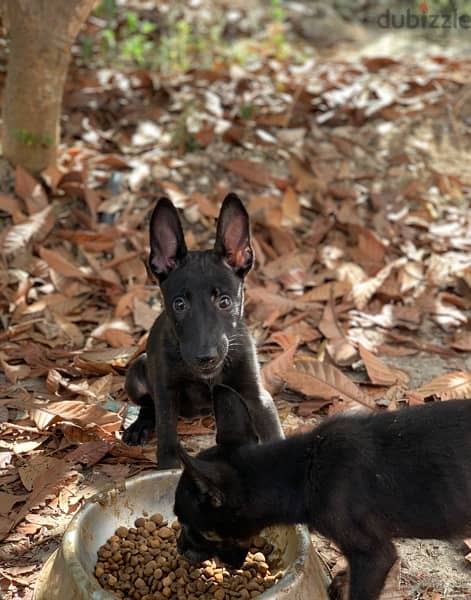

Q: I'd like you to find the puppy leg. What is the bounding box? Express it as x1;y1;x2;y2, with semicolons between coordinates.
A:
346;541;397;600
251;388;284;441
154;383;180;470
123;354;156;445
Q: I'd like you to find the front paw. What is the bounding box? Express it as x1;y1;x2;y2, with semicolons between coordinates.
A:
122;417;154;446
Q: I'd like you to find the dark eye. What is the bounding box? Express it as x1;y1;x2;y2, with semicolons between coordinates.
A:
173;296;187;312
218;295;232;310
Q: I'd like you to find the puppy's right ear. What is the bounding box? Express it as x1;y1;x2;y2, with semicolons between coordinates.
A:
148;198;187;282
213;385;258;447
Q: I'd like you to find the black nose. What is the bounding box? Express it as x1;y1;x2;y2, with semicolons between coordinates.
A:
196;349;218;365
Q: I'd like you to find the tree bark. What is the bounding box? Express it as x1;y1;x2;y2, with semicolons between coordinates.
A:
1;0;95;174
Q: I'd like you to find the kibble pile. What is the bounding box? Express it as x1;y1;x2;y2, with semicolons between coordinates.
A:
95;513;284;599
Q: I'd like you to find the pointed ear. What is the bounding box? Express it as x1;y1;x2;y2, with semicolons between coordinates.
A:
148;198;187;282
214;194;254;277
213;385;259;447
177;443;225;507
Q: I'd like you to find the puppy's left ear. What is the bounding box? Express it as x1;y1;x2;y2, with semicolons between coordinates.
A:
177;443;225;508
214;193;254;277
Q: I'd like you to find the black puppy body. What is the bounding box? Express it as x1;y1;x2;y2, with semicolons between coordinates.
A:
123;194;283;469
175;387;471;600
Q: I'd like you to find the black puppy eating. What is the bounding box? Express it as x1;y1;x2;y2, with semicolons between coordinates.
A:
174;385;471;600
123;194;283;469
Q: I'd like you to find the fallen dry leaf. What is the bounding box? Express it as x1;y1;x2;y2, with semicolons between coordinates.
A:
53;314;85;347
59;422;118;444
0;193;24;218
221;159;273;186
0;459;72;541
18;456;63;492
269;331;300;351
281;186;301;224
65;439;114;466
0;493;29;515
177;417;215;436
414;372;471;401
133;297;160;330
30;400;121;433
74;347;136;374
261;252;314;281
91;320;135;348
282;320;320;344
2;205;53;255
359;344;409;387
191;192;220;218
0;564;38;586
450;330;471;352
352;258;407;309
0;437;110;542
296;399;330;418
300;281;351;303
15;166;48;213
0;355;31;383
0;437;49;454
247;286;320;322
318;297;357;366
39;246;85;279
281;358;374;409
351;228;386;274
262;340;299;395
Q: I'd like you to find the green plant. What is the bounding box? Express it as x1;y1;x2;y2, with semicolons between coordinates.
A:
14;128;53;147
101;27;116;54
92;1;158;66
118;12;157;64
83;0;299;73
79;34;95;61
94;0;118;19
270;0;285;23
158;19;193;73
239;104;256;121
267;0;288;58
190;22;224;69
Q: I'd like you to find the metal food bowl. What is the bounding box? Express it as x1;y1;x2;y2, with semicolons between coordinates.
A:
34;470;329;599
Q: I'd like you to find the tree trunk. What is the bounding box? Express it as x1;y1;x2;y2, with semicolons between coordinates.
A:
1;0;95;174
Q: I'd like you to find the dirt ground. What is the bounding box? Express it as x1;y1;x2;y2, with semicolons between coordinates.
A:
351;27;471;600
385;351;471;599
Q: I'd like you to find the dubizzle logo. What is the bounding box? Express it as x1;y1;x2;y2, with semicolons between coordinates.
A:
377;1;471;29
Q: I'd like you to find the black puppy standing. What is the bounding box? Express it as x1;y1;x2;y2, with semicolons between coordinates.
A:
174;385;471;600
123;194;283;468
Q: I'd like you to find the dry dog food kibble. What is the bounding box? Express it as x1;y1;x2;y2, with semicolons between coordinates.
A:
95;514;283;599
